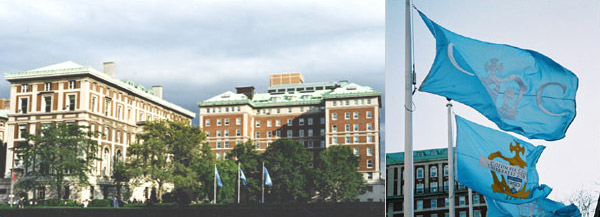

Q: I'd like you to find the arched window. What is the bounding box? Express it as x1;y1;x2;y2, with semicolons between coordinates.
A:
115;149;123;163
102;147;110;176
430;166;438;177
416;167;424;179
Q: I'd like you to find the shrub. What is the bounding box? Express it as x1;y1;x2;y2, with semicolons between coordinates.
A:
89;199;113;207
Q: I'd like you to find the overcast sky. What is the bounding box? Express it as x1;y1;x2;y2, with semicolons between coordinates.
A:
387;0;600;202
0;1;385;174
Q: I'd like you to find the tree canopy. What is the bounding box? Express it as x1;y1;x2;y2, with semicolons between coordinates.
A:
314;145;366;202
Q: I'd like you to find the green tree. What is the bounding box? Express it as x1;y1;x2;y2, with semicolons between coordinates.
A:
262;139;313;203
214;160;236;203
112;161;132;197
229;140;261;203
127;120;172;201
167;120;205;191
14;123;100;199
191;143;215;201
314;145;366;202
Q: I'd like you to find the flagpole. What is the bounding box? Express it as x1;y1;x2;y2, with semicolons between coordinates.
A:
9;168;14;207
214;164;217;204
404;0;415;217
262;162;265;204
237;161;241;204
468;188;473;217
447;99;455;217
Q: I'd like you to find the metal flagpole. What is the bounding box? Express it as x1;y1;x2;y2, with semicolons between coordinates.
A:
237;161;241;204
447;99;455;217
9;169;14;207
261;162;265;204
468;188;474;217
214;164;217;204
404;0;415;216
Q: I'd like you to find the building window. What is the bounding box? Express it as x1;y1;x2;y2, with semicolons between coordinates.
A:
444;165;449;176
19;125;26;138
256;143;261;149
366;123;372;131
345;136;350;144
345;112;350;119
416;168;424;179
345;100;349;105
307;140;313;148
216;130;221;137
276;130;280;137
367;99;372;104
288;108;292;113
367;172;373;179
256;120;261;127
367;147;373;156
353;136;359;143
474;210;481;217
320;117;325;124
445;198;449;207
367;111;372;119
68;95;76;111
308;118;313;126
217;142;222;149
416;200;423;210
256;132;260;138
299;118;304;126
236;118;241;125
205;131;210;137
353;124;359;131
431;166;438;177
69;80;76;89
276;108;280;113
267;131;272;138
287;130;293;137
116;131;121;143
205;119;210;126
345;124;350;132
267;120;272;127
225;141;230;148
332;125;337;132
431;199;437;208
225;118;230;125
353;148;359;156
21;84;29;92
91;96;97;112
224;130;229;137
459;196;466;205
116;105;122;119
353;112;358;119
287;119;293;126
416;184;424;194
367;160;373;168
320;140;325;148
275;119;281;126
104;100;111;116
308;129;313;137
367;136;373;143
236;130;241;136
45;82;51;91
320;129;324;136
332;101;337;106
216;153;221;159
473;195;480;204
332;113;337;120
299;130;304;137
444;181;449;191
459;211;466;217
332;137;337;144
431;182;438;192
43;96;52;112
217;119;222;126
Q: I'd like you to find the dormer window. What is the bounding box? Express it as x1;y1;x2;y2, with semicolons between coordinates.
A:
45;82;52;91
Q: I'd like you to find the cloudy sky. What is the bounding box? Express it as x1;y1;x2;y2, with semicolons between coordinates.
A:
387;0;600;202
0;1;385;173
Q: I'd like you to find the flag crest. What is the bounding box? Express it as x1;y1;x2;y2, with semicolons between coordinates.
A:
418;10;578;141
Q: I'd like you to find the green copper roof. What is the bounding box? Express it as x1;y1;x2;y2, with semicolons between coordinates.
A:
386;148;456;165
5;61;195;118
199;82;381;107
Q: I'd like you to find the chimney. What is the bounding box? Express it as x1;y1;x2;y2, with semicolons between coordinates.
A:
152;85;163;99
0;98;8;110
236;86;255;100
103;62;115;77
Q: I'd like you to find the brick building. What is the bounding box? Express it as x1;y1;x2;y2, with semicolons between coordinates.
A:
198;73;383;202
386;148;488;217
2;61;195;201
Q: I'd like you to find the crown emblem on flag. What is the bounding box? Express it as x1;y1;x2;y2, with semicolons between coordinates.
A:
481;59;527;120
486;141;531;199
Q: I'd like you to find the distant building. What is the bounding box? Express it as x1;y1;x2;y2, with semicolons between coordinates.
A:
198;72;383;202
386;148;488;217
2;61;195;201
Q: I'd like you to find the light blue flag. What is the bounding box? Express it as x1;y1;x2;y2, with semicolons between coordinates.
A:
264;166;273;186
215;167;223;188
418;10;578;141
456;115;552;204
486;196;581;217
240;168;247;186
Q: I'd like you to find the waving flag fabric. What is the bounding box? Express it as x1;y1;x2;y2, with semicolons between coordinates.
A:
240;168;247;186
264;166;273;186
456;115;551;204
486;196;581;217
417;10;578;141
215;167;223;188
